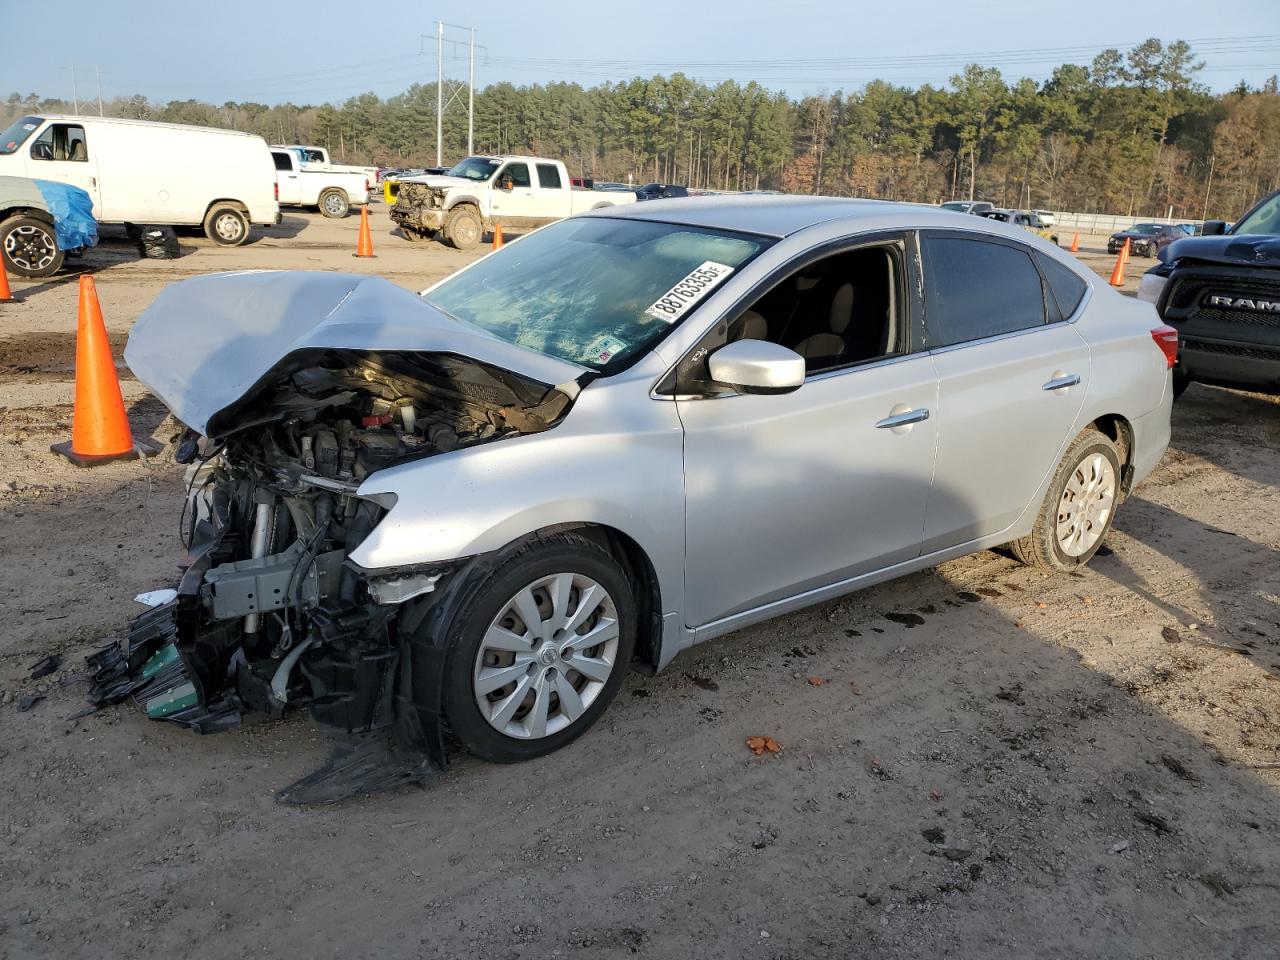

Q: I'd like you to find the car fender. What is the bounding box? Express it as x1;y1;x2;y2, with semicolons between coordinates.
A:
350;374;686;619
443;192;484;216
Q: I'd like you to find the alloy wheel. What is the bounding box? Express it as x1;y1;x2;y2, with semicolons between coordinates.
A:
4;225;56;272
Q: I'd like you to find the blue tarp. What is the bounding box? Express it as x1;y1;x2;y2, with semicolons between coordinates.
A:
33;179;98;251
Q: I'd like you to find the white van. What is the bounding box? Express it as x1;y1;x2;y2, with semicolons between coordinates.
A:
0;114;280;246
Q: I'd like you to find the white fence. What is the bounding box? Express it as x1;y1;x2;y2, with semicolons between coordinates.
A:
1047;211;1205;233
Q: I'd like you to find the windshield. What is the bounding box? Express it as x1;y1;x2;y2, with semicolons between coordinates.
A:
1232;192;1280;236
446;156;502;181
1131;223;1159;235
424;217;772;373
940;202;969;212
0;115;43;155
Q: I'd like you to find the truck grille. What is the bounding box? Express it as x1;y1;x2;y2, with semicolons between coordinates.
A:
1166;275;1280;327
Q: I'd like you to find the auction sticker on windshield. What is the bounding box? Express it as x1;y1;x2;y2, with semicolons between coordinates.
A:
644;261;735;323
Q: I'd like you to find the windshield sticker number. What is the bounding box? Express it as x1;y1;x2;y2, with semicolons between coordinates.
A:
644;261;735;324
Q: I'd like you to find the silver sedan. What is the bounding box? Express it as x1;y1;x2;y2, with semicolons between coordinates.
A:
122;196;1174;798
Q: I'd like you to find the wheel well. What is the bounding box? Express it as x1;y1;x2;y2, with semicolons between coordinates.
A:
524;522;663;672
320;187;348;199
0;206;54;227
1089;414;1135;494
204;199;249;218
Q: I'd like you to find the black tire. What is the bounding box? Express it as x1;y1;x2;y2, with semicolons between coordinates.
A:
1171;370;1192;399
203;205;250;246
401;226;433;243
443;204;483;250
1009;428;1122;572
0;214;63;278
318;188;350;219
436;532;637;763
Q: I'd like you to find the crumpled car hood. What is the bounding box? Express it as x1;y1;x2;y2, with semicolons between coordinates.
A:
1166;234;1280;268
124;271;587;436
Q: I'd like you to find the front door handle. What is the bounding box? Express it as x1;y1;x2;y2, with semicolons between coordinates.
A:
875;407;930;429
1042;373;1081;391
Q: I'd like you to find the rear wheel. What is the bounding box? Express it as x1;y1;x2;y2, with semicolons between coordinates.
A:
203;205;250;246
318;188;350;219
1010;428;1121;572
0;215;63;278
443;205;482;250
437;533;637;763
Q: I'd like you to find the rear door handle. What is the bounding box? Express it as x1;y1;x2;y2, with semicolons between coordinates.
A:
876;408;930;429
1042;373;1081;391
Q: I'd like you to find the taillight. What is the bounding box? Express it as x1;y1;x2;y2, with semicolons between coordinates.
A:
274;182;279;201
1150;325;1178;369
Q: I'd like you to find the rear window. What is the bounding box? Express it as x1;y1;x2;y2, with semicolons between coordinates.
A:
1036;254;1088;318
0;115;42;155
536;164;562;189
272;152;292;171
922;236;1046;348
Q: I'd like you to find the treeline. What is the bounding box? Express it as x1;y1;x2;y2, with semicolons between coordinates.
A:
5;39;1279;219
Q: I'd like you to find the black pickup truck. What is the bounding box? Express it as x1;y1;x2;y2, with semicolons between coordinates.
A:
1139;190;1280;397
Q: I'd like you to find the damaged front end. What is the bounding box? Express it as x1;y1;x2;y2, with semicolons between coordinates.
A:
390;182;447;239
89;272;582;803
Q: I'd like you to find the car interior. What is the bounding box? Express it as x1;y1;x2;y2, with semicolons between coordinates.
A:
727;246;901;374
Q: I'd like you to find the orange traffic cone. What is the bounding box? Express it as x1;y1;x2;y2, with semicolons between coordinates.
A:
1108;238;1129;287
0;258;18;303
51;276;160;466
492;223;504;250
1069;232;1080;253
353;206;375;258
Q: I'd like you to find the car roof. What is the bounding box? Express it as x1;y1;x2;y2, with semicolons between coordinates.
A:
589;194;1006;239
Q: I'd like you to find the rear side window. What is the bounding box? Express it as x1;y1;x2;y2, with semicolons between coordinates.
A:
272;151;292;171
1036;254;1088;318
922;236;1046;348
536;164;562;189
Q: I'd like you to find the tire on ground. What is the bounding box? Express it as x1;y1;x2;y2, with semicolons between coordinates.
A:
443;204;483;250
318;188;350;219
202;204;251;246
0;214;63;278
1009;427;1122;572
432;532;637;763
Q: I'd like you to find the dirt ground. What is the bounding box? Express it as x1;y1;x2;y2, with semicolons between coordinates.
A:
1;210;1277;959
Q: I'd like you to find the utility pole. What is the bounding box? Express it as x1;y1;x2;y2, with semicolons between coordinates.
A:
468;28;475;155
71;66;79;114
1201;154;1215;221
96;65;104;117
436;21;444;167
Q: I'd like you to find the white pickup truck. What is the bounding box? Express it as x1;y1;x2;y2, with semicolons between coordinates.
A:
270;147;370;218
390;155;637;249
271;144;378;191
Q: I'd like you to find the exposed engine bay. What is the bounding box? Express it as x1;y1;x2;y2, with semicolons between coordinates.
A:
88;347;573;803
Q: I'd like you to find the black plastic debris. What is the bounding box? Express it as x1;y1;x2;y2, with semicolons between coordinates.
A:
18;694;44;712
138;225;181;259
29;654;60;680
276;731;442;805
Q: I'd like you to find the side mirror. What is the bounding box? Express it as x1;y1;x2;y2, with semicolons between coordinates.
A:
1201;220;1227;236
708;339;805;395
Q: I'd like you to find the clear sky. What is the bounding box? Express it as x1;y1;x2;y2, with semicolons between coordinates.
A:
2;0;1277;105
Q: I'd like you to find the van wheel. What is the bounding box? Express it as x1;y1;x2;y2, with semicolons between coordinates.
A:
318;189;350;219
203;205;250;246
0;215;63;278
443;205;482;250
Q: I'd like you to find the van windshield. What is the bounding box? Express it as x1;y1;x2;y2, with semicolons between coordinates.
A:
0;116;43;155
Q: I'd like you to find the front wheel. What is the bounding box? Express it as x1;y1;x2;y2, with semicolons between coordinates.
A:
318;188;350;219
436;533;637;763
1010;428;1121;572
203;205;250;246
1;215;63;278
443;205;482;250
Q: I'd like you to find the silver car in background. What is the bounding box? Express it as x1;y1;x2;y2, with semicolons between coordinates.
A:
117;196;1175;801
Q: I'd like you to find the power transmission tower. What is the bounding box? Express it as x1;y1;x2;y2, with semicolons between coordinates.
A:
422;24;487;165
